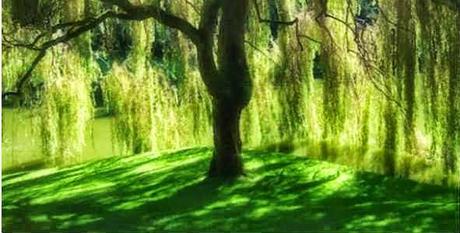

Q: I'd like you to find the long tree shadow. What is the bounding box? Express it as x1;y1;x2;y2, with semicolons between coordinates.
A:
3;148;458;232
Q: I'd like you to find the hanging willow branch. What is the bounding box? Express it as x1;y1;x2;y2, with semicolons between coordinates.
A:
3;11;133;97
431;0;460;12
3;0;202;99
312;0;409;114
184;0;200;15
3;10;125;99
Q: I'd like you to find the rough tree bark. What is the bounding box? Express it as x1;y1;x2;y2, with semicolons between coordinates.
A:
205;0;252;177
208;101;245;177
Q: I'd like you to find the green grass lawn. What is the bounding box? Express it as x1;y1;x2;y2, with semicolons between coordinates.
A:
2;148;458;232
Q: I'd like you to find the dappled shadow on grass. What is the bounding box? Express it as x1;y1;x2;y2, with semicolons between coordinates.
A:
3;147;458;232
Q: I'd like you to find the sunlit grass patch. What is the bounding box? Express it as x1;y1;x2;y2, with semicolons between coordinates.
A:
3;148;457;232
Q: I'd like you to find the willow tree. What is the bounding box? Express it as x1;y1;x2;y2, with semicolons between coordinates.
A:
3;0;297;177
5;0;459;178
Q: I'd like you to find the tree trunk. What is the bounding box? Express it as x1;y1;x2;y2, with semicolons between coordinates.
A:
205;0;251;178
208;100;244;177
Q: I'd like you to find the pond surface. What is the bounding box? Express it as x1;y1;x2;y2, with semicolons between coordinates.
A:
2;108;115;171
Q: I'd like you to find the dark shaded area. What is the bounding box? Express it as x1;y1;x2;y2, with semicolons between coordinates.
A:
313;52;325;80
356;0;379;26
150;25;187;87
268;0;280;40
2;159;46;175
2;148;457;232
91;81;105;108
11;0;38;25
259;140;297;154
91;21;133;62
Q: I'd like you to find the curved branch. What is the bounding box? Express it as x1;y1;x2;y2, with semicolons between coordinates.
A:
195;0;222;97
324;13;356;34
4;0;201;98
12;50;47;98
4;11;120;98
3;17;103;51
103;0;200;43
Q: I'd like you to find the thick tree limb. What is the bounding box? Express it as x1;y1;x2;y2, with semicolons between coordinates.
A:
2;18;100;51
195;0;222;97
4;0;201;99
3;11;121;99
103;0;200;43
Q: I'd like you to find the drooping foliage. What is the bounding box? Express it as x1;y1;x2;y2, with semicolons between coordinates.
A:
38;51;94;165
2;0;459;185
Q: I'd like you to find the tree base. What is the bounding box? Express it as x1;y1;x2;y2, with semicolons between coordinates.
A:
208;151;243;178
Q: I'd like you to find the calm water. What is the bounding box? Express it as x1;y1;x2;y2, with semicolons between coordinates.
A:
2;108;116;171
